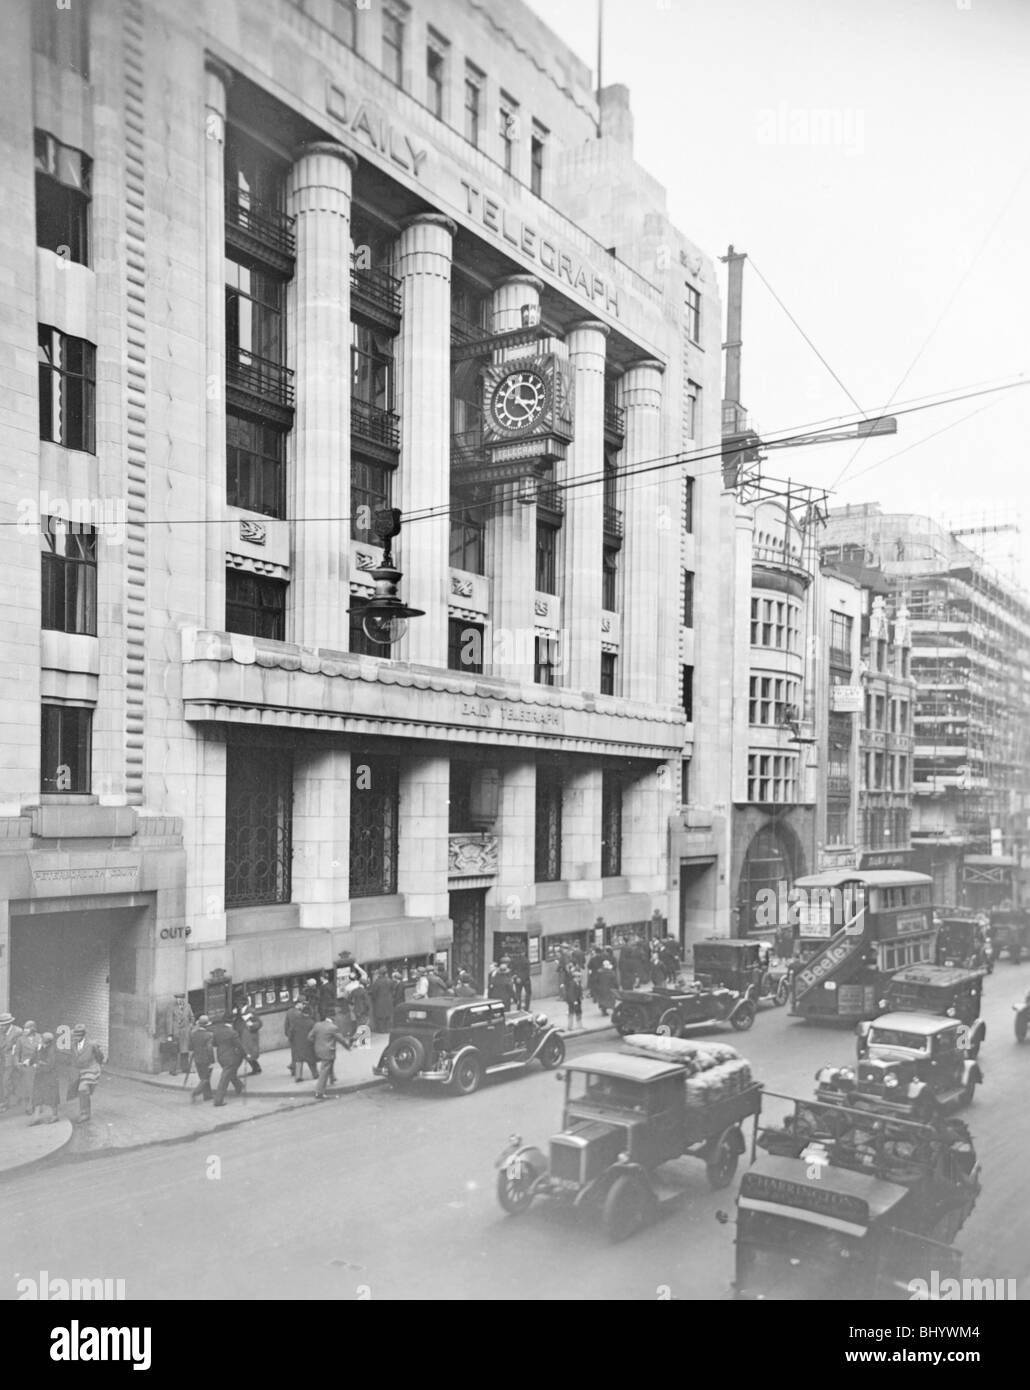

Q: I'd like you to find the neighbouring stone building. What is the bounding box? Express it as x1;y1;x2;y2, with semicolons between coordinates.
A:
0;0;733;1067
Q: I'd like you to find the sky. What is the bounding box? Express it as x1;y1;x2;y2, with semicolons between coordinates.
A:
527;0;1030;586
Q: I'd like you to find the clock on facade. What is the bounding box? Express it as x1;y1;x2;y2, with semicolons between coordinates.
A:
490;369;548;433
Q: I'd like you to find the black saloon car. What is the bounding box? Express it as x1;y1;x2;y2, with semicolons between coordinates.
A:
375;997;565;1096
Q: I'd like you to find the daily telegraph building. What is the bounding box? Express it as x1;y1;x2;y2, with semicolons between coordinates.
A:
0;0;728;1068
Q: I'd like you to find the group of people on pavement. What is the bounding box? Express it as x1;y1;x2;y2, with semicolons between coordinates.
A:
0;1012;105;1126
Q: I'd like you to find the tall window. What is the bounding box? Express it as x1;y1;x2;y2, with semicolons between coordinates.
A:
682;666;694;720
601;771;623;877
826;802;850;847
426;33;446;117
38;327;95;453
683;475;695;533
448;619;484;675
685;381;699;440
499;94;519;174
749;596;800;651
684;282;701;342
224;744;293;907
351;324;394;410
41;704;92;794
682;571;694;628
382;8;405;87
602;548;618;611
600;652;617;697
225;571;286;641
42;519;96;635
464;64;483;146
32;0;89;78
350;755;399;897
351;459;392;542
332;0;357;50
450;507;485;574
535;765;563;882
747;753;798;804
35;132;91;265
681;758;691;806
829;611;853;667
530;121;546;196
535;634;559;686
226;128;288;223
536;524;558;594
225;259;284;366
227;413;286;518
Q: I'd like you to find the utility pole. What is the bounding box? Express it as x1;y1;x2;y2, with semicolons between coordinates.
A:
595;0;604;137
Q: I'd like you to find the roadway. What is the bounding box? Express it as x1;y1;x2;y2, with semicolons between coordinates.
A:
1;966;1027;1301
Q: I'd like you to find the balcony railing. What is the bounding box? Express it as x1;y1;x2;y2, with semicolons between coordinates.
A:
603;504;624;539
226;349;295;410
604;400;626;440
225;194;296;265
536;482;565;517
351;398;400;451
351;264;402;324
827;776;852;797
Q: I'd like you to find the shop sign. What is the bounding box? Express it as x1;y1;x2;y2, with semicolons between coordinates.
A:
741;1171;869;1226
859;851;913;870
158;926;192;940
326;82;429;178
831;685;863;713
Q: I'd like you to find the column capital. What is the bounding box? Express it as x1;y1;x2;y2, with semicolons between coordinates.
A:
568;319;610;339
204;54;235;92
627;357;666;376
402;212;457;238
292;140;359;172
498;273;543;294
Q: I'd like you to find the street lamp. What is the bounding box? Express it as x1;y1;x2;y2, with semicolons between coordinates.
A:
348;508;424;646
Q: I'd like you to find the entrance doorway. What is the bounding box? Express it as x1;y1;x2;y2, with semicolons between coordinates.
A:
449;889;486;990
679;858;716;947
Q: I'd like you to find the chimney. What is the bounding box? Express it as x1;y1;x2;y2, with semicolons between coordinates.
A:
599;84;634;150
721;244;747;410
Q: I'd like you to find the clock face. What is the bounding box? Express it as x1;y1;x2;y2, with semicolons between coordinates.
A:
491;370;547;432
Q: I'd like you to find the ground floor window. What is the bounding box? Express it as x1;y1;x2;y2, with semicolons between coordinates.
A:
601;770;623;877
224;744;293;907
350;754;399;897
535;764;563;881
41;703;92;793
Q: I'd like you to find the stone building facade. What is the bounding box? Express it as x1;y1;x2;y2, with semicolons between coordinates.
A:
0;0;731;1066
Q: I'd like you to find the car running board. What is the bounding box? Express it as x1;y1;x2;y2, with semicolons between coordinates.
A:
486;1061;529;1075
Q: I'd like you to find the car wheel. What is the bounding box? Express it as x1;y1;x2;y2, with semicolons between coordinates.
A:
450;1052;483;1096
497;1160;536;1215
774;977;790;1008
538;1034;565;1070
602;1175;652;1243
656;1009;682;1039
385;1035;425;1084
706;1127;741;1190
730;1002;756;1032
614;1007;644;1038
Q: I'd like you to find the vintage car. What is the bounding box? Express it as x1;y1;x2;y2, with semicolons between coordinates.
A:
816;1013;983;1116
693;938;790;1007
880;965;985;1048
375;997;564;1096
612;980;757;1037
935;911;992;973
496;1044;763;1241
989;908;1030;964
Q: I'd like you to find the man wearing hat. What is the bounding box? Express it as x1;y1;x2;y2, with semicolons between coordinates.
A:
29;1032;60;1125
68;1025;105;1124
189;1014;215;1102
0;1012;23;1112
210;1012;246;1107
453;972;477;998
13;1021;41;1114
163;993;195;1076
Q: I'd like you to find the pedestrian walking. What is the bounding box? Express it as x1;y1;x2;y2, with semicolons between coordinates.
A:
68;1025;104;1124
210;1014;246;1107
284;998;307;1077
349;979;371;1047
565;971;584;1031
28;1033;61;1126
413;967;430;1000
233;1000;263;1075
310;1016;348;1098
595;959;617;1015
426;966;449;998
287;1002;318;1082
369;967;395;1033
488;962;514;1009
189;1015;215;1102
391;970;407;1011
163;994;194;1075
0;1012;23;1112
511;953;532;1010
13;1021;41;1114
453;972;477;998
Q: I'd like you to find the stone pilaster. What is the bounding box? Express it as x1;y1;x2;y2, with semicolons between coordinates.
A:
564;321;608;691
287;142;357;651
491;759;537;915
204;59;231;632
562;765;602;897
292;746;351;932
394;214;455;668
397;754;450;919
622;763;676;890
619;360;665;704
732;507;756;803
489;276;544;681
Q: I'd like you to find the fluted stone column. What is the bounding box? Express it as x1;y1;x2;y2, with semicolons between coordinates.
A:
564;321;608;691
288;142;357;651
398;755;450;920
489;276;543;681
204;59;231;630
619;360;665;704
395;214;455;668
492;760;537;913
292;746;351;933
562;765;603;898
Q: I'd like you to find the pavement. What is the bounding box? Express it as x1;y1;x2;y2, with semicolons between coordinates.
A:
0;995;616;1175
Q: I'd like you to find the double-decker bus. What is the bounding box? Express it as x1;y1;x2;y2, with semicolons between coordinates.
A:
788;869;937;1023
